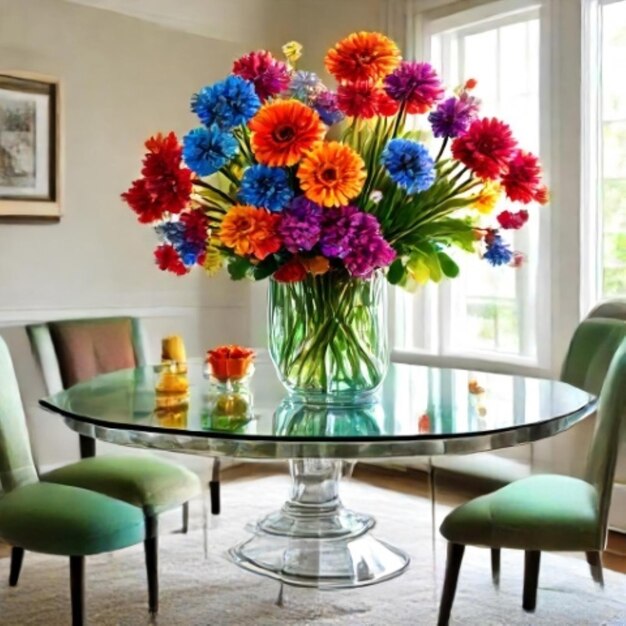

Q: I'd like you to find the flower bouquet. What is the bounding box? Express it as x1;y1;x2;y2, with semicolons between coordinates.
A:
122;32;547;403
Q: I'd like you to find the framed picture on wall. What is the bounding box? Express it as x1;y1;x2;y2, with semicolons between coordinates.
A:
0;72;61;218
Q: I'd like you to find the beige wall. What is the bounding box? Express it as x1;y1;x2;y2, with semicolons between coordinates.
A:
0;0;251;350
0;0;256;468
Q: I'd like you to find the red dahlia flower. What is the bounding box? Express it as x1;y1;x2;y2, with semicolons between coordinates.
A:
451;118;518;180
501;150;544;203
375;90;400;116
337;81;380;119
180;208;209;244
497;209;529;229
154;244;189;275
274;257;307;283
122;132;193;223
122;179;167;224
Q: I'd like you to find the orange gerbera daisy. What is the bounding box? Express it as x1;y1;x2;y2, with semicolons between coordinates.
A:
325;32;401;83
249;100;325;167
219;205;281;260
297;142;366;207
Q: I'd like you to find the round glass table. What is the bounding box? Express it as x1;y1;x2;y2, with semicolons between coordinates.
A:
40;356;595;590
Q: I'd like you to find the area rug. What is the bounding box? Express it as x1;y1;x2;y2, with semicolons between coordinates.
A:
1;474;625;625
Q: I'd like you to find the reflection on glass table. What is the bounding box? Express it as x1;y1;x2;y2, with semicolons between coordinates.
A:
40;357;595;590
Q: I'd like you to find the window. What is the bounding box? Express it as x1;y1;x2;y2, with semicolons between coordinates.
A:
394;1;545;367
584;0;626;303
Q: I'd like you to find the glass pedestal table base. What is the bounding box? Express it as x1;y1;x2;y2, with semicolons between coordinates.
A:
228;459;410;589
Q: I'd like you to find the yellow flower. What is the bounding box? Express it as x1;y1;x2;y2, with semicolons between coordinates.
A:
472;181;502;214
282;41;303;67
203;245;224;276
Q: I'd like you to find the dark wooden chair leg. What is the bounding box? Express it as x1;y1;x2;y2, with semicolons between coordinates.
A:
491;548;501;588
69;555;85;626
181;501;189;534
437;542;465;626
210;457;221;515
523;550;541;612
79;434;96;459
586;551;604;587
144;515;159;614
9;546;24;587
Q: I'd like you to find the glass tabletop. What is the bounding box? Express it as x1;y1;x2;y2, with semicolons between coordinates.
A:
40;356;595;459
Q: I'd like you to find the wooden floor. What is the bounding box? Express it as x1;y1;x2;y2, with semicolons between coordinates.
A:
1;464;624;575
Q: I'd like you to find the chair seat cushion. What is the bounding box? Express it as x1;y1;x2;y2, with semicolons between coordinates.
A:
440;474;600;551
41;455;202;515
0;482;144;556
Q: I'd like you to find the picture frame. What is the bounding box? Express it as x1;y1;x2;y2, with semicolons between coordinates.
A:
0;72;61;219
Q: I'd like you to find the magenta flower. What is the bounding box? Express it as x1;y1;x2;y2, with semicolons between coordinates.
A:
384;62;444;114
319;206;359;258
232;51;291;102
278;196;323;253
343;212;396;278
319;206;396;277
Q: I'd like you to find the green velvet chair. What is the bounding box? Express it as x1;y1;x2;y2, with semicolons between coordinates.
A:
437;318;626;625
28;317;222;515
0;336;148;625
25;318;202;611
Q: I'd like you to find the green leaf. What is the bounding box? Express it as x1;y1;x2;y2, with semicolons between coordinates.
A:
253;255;279;280
227;257;253;280
387;258;406;285
438;251;460;278
424;252;443;282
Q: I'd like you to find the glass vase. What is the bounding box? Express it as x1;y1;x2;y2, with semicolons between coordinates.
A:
268;269;389;404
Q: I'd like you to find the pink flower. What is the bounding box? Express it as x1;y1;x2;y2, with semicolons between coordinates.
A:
232;51;290;102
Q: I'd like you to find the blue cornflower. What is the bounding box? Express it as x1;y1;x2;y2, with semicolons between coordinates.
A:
239;164;293;212
483;233;514;266
155;221;186;246
382;139;436;194
289;71;322;102
182;127;238;177
176;240;205;267
191;75;261;130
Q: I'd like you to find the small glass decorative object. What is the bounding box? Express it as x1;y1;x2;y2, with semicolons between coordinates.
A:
203;345;255;430
156;335;189;396
161;335;188;374
268;270;388;405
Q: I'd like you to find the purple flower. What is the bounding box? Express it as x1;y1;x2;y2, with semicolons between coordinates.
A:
343;213;396;278
313;91;345;126
278;196;323;253
319;206;396;278
319;206;359;258
383;62;444;114
428;93;479;138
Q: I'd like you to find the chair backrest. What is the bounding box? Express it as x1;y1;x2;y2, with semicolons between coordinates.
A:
0;337;38;492
560;317;626;396
27;317;148;392
585;340;626;542
587;300;626;322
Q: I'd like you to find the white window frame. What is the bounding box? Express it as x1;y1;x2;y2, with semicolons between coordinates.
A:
580;0;626;312
391;0;552;376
